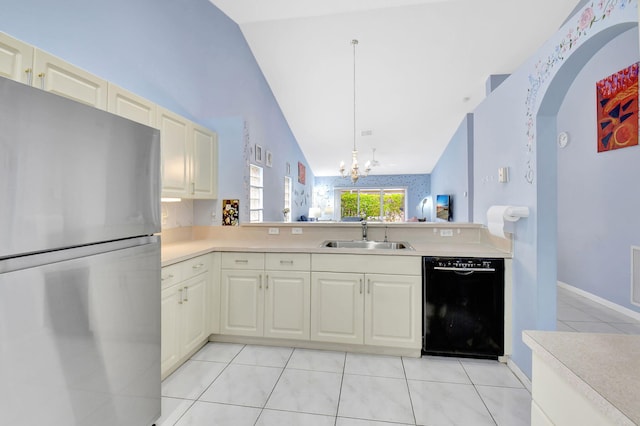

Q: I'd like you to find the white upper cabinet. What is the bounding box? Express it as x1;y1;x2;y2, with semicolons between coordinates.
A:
158;107;191;198
191;123;218;199
107;83;156;127
32;49;107;109
158;108;219;199
2;31;218;199
0;32;34;84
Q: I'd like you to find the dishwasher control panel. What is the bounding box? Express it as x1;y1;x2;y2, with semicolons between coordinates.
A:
429;257;498;270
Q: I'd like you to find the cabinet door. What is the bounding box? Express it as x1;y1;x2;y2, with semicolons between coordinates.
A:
220;270;264;337
158;107;191;197
32;49;107;109
0;32;34;84
107;83;156;127
161;285;182;377
364;274;422;349
310;272;364;344
180;274;208;356
191;123;218;199
264;271;310;340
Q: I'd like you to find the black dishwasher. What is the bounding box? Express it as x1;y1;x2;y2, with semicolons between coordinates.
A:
423;257;504;359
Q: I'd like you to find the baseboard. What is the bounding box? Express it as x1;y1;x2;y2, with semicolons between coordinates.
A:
506;356;532;392
557;281;640;322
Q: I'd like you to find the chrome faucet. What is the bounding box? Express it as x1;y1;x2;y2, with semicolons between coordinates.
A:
361;220;368;241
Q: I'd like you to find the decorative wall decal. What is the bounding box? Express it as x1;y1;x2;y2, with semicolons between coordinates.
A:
222;199;239;226
596;62;638;152
298;161;306;184
524;0;634;182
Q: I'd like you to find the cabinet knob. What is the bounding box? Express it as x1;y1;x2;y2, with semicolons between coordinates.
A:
192;263;204;269
161;274;174;281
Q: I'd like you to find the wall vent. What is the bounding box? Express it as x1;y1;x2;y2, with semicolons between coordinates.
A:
632;246;640;306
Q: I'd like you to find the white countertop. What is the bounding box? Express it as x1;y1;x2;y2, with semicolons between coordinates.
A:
523;330;640;425
161;238;511;266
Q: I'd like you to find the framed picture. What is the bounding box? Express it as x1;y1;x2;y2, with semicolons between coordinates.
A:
298;161;306;184
255;144;263;163
266;150;273;167
596;62;638;152
222;199;239;226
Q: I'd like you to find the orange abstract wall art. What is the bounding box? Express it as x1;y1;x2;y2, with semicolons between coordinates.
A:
596;62;638;152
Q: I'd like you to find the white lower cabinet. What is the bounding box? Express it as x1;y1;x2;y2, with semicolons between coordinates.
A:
264;270;311;340
310;272;364;345
310;272;421;348
161;254;212;378
220;252;311;340
310;254;422;349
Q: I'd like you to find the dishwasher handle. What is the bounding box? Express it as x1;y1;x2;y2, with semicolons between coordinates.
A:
433;266;496;273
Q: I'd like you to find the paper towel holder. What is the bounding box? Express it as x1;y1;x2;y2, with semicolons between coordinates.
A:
502;206;529;222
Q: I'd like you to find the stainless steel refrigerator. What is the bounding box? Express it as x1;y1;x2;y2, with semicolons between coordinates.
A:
0;76;161;425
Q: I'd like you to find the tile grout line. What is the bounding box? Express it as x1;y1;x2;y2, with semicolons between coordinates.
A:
252;346;296;426
400;356;418;426
459;359;499;426
333;351;348;426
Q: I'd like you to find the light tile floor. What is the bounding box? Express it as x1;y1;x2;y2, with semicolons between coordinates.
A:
159;343;530;426
557;286;640;334
159;287;640;426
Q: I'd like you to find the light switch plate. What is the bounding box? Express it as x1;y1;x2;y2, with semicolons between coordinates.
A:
440;229;453;237
268;227;280;235
291;228;303;235
498;167;509;183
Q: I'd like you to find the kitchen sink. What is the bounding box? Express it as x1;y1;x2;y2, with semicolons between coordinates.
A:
320;240;414;250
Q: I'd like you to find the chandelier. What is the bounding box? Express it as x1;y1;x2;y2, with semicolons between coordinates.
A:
339;39;371;183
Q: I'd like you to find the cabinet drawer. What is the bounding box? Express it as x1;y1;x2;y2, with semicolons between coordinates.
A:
311;253;421;275
161;263;182;289
265;253;310;271
221;252;264;270
181;254;211;280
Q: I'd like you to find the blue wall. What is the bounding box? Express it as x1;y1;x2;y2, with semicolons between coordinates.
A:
430;114;474;222
0;0;313;223
557;28;640;310
314;174;430;221
470;1;637;377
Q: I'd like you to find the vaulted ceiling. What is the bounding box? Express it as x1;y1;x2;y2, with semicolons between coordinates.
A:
210;0;581;176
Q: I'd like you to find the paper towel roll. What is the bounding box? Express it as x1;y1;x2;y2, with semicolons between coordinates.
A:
487;205;509;238
487;205;529;238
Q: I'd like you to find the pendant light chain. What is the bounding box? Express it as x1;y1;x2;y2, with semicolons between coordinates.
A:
353;39;358;152
339;39;371;183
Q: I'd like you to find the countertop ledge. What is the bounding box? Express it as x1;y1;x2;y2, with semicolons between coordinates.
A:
523;330;640;426
161;238;511;266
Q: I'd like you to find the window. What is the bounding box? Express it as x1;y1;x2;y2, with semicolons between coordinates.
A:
250;164;263;222
337;188;406;222
284;176;292;221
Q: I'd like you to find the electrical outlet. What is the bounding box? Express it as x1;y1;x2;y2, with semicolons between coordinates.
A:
268;228;280;235
440;229;454;237
291;228;303;235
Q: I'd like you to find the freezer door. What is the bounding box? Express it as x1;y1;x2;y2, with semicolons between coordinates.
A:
0;76;160;258
0;240;160;426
